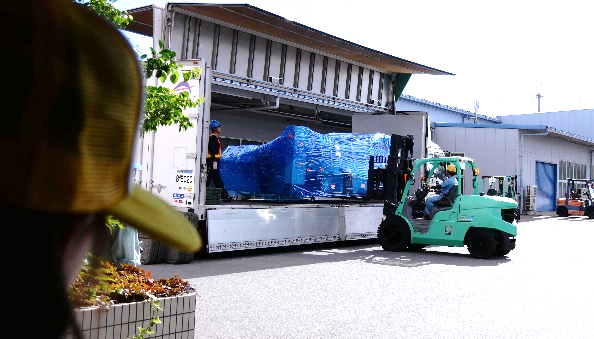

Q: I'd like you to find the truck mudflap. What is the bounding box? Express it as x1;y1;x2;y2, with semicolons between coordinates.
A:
499;231;517;251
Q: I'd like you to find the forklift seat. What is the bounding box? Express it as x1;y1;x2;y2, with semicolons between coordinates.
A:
430;185;458;219
487;188;498;196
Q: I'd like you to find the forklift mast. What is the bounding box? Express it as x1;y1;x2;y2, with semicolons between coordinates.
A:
366;134;415;215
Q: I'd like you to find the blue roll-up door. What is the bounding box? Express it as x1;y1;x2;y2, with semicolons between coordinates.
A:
535;161;557;212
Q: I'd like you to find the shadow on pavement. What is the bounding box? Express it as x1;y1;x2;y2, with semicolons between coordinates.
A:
142;239;510;279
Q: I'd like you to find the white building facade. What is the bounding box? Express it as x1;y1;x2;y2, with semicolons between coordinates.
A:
125;3;593;214
394;106;594;213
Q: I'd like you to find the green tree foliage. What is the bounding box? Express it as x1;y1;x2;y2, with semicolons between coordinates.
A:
75;0;204;135
140;41;205;134
74;0;132;29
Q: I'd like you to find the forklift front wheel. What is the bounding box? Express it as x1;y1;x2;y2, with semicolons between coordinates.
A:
378;217;411;252
556;207;568;217
466;229;497;259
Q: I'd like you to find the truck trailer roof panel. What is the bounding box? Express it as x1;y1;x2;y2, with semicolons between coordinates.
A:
123;3;453;76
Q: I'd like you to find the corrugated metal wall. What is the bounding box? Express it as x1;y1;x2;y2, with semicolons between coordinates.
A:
500;110;593;140
396;100;499;125
168;12;393;109
434;126;592;204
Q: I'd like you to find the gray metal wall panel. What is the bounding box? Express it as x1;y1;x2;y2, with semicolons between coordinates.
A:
215;26;234;74
195;20;215;64
268;41;283;80
496;128;517;175
283;46;298;88
500;110;593;139
344;205;383;239
336;61;349;100
233;31;252;77
189;17;200;58
433;127;521;195
349;66;360;101
370;70;380;105
252;36;268;81
325;58;337;96
359;68;371;103
380;74;391;107
297;50;311;90
311;53;325;93
169;12;188;58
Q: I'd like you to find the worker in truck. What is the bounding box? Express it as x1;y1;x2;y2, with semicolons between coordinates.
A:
207;119;230;200
424;164;458;219
2;1;202;337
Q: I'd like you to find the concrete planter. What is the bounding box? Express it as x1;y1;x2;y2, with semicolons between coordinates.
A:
64;293;196;339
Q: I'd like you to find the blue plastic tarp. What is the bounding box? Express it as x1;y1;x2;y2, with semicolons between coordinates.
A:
220;125;391;200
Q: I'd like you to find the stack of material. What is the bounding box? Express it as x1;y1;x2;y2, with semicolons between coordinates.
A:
221;125;391;201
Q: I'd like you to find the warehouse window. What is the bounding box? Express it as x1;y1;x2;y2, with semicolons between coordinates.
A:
558;160;587;198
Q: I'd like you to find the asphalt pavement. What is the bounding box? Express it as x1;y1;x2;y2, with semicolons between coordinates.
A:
141;212;594;339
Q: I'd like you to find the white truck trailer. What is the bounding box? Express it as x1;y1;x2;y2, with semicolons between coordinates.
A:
124;3;450;263
136;59;437;264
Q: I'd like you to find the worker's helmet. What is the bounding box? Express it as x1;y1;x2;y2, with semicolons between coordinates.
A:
446;164;457;174
210;120;222;130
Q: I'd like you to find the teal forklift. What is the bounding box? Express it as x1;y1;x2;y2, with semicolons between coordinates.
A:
367;135;518;259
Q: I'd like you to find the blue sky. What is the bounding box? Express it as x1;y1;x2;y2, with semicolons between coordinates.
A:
115;0;594;118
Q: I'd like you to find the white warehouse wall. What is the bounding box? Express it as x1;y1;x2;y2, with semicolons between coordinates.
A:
434;126;593;199
433;127;519;195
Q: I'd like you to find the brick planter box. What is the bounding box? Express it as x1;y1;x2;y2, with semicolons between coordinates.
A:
63;293;196;339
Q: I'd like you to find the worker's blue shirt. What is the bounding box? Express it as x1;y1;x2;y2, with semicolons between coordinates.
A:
440;175;458;197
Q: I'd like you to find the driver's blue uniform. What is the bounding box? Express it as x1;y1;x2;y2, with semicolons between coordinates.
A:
425;175;458;215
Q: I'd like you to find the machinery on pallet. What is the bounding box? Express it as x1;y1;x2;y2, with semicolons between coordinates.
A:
556;179;594;218
367;136;518;259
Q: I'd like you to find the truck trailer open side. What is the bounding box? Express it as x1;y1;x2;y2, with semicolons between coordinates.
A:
136;59;435;263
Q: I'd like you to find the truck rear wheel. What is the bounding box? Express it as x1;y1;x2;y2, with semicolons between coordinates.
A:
467;230;497;259
139;236;167;265
378;217;411;252
165;212;200;264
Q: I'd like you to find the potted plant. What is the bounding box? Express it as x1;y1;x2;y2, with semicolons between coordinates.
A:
65;257;197;339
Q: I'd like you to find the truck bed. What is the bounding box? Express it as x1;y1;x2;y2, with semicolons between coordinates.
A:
203;198;384;252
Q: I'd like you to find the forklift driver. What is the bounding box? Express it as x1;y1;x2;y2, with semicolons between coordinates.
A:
424;164;458;219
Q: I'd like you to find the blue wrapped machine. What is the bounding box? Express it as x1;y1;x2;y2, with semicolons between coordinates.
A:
220;125;391;200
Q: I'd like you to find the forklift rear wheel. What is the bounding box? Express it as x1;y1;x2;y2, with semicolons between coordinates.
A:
408;244;427;251
378;217;411;252
494;249;511;256
586;207;594;219
467;230;497;259
556;207;568;217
